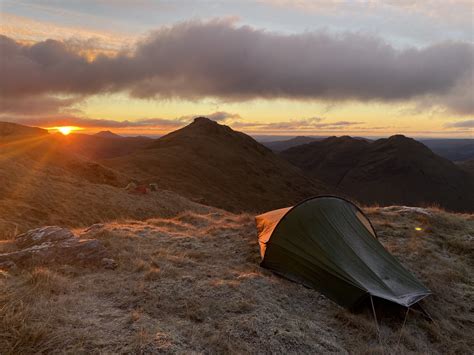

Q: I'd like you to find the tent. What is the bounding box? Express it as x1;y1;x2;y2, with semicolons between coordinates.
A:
256;196;431;309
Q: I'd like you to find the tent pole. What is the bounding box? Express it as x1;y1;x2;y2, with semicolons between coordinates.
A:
396;307;410;350
370;295;384;353
412;303;433;322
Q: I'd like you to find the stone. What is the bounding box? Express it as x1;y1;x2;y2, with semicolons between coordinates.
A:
16;226;74;248
0;226;111;268
101;258;118;269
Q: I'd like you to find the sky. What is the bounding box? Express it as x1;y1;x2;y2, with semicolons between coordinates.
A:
0;0;473;138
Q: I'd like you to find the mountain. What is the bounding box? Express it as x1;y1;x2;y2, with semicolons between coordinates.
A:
0;124;205;236
458;159;474;176
420;139;474;162
104;117;328;212
281;136;370;186
94;130;123;139
281;135;474;212
0;121;48;139
55;132;153;160
264;136;319;152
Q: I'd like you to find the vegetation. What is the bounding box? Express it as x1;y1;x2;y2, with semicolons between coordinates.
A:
1;206;473;353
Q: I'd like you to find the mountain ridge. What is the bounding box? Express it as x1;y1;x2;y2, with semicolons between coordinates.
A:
281;134;474;212
104;117;328;212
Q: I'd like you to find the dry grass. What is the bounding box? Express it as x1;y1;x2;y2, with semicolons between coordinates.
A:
1;207;473;353
0;140;215;241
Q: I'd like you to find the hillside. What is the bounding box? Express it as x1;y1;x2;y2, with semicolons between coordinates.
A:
1;206;472;353
104;117;328;212
55;132;153;160
281;135;474;213
0;129;208;237
0;121;48;139
264;136;319;152
458;159;474;176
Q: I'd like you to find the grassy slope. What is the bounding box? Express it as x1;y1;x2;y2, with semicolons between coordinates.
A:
0;136;212;239
1;207;472;353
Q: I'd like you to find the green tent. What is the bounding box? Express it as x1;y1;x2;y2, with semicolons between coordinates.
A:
256;196;431;309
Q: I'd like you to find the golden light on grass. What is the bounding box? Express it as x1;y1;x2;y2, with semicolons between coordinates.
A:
415;227;423;231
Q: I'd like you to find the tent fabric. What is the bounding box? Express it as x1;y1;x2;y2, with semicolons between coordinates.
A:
256;196;431;309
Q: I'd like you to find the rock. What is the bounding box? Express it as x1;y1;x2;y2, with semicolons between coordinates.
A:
101;258;118;269
16;226;74;248
380;206;432;216
0;260;17;270
0;226;111;268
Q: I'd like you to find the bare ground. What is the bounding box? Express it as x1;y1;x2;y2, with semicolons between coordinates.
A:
1;207;473;354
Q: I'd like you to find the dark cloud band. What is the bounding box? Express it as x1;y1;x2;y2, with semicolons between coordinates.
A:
1;19;473;114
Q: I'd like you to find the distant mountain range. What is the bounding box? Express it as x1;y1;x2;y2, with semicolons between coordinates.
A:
94;130;123;139
1;120;473;216
419;139;474;162
281;135;474;212
263;136;474;162
264;136;321;152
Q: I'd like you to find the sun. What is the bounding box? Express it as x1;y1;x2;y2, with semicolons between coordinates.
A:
58;126;73;135
52;126;81;135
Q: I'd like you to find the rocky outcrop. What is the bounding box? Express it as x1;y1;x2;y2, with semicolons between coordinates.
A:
0;226;115;269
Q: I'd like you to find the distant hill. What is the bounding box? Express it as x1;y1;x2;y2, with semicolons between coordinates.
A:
420;139;474;162
0;125;206;236
264;136;319;152
263;135;372;152
94;130;123;139
104;117;328;212
281;135;474;212
0;121;48;138
55;133;153;160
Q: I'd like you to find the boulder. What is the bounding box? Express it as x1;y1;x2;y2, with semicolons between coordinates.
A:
0;226;114;268
16;226;74;248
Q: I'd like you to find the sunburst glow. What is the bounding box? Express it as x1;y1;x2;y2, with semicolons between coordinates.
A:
52;126;81;135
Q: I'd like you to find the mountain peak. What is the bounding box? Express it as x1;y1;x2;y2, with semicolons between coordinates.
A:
110;116;327;212
193;116;216;125
95;130;122;139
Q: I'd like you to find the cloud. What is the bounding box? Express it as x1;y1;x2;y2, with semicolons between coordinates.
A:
263;0;473;26
444;120;474;128
0;13;135;57
232;117;364;131
6;111;239;130
7;116;187;130
177;111;241;122
1;19;473;114
207;111;241;121
0;95;82;115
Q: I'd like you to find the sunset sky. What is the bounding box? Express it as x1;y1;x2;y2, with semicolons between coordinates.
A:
1;0;473;138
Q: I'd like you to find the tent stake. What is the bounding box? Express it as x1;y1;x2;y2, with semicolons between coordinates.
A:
370;295;384;353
